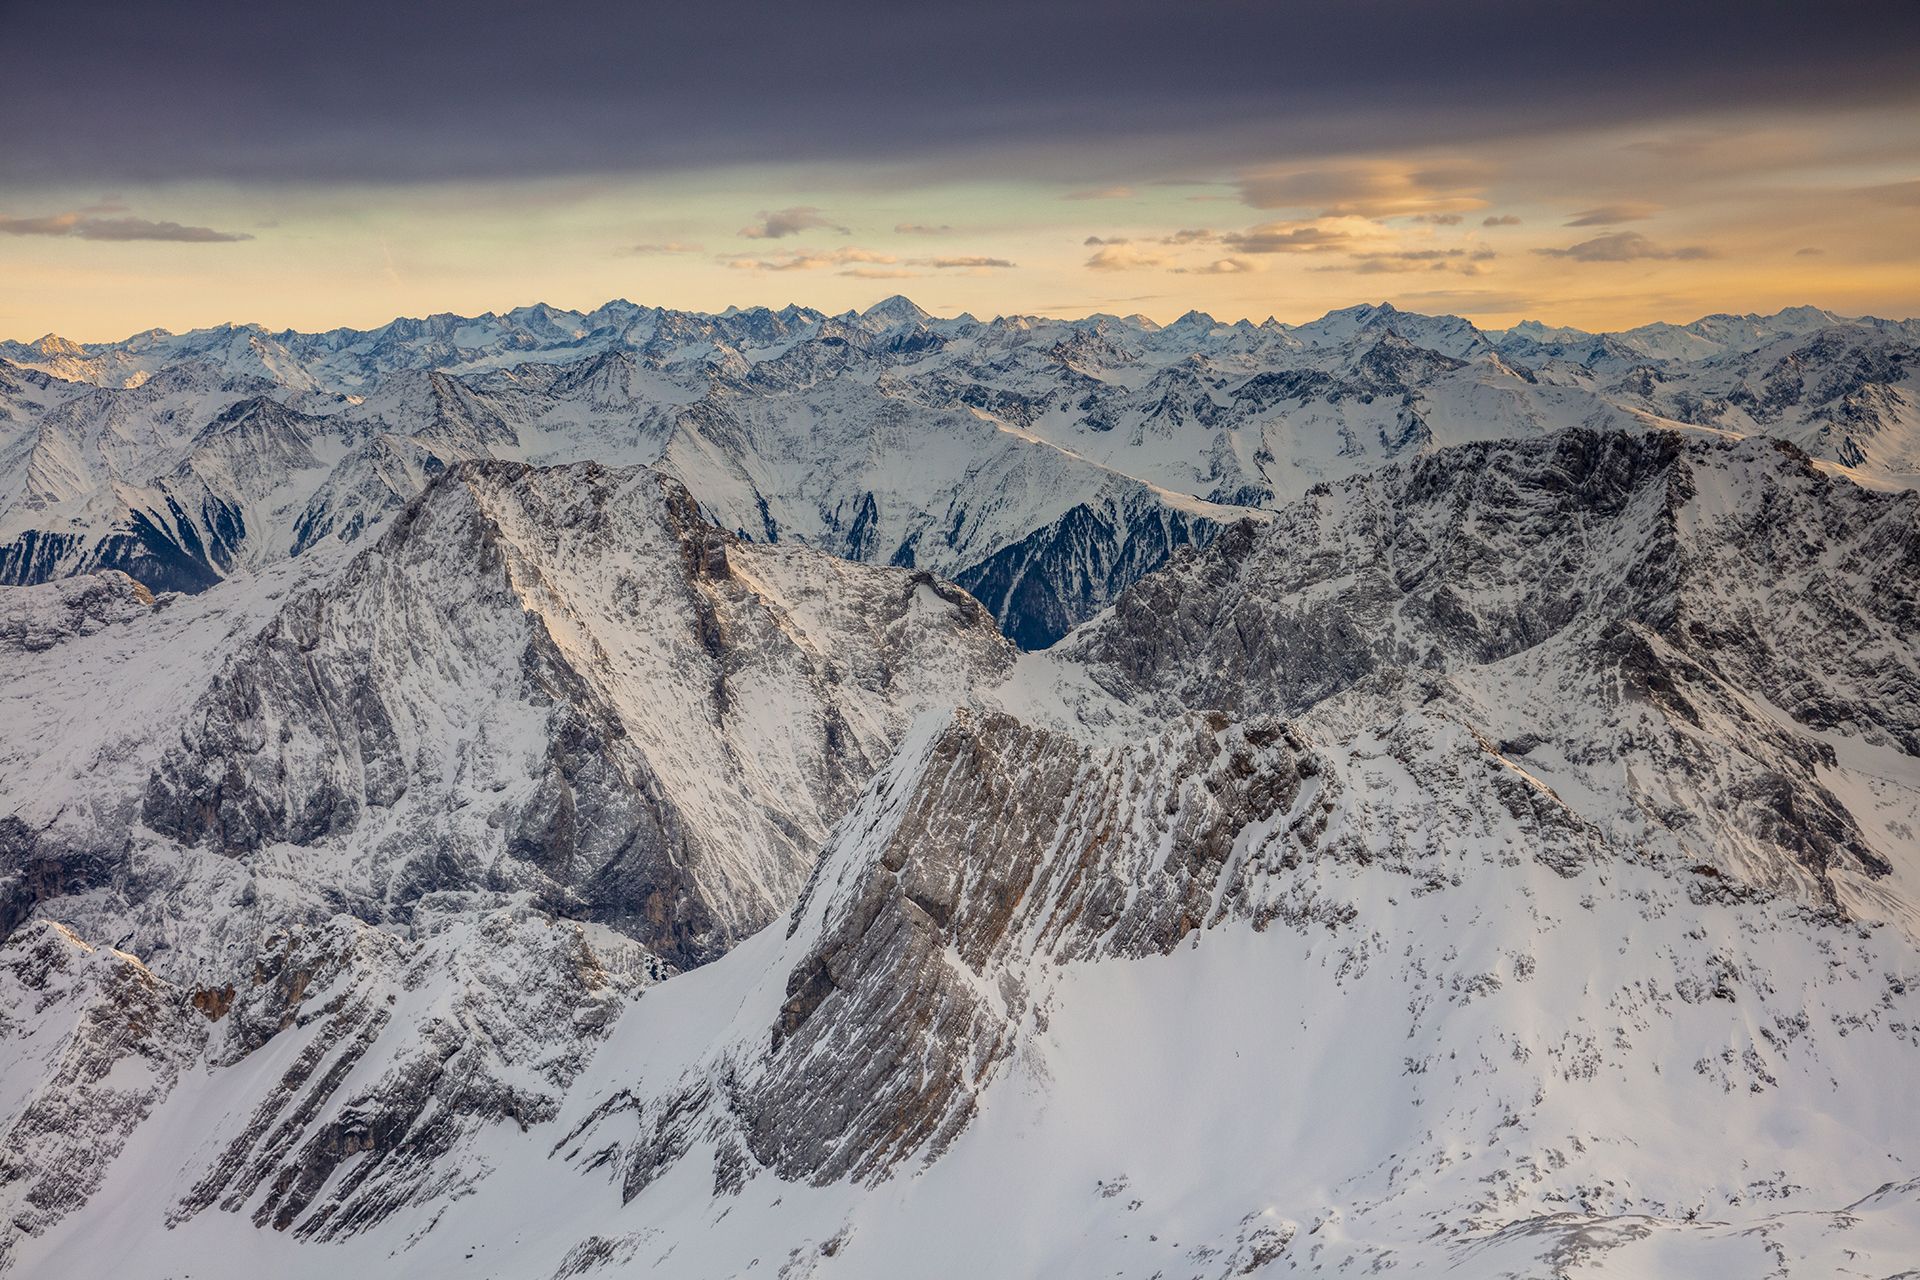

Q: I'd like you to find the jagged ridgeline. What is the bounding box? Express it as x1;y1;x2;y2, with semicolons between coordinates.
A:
1;298;1918;1279
3;299;1916;647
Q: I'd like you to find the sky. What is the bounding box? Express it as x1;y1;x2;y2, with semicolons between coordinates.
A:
4;0;1919;341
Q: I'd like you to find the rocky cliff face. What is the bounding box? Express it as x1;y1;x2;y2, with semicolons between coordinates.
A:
0;455;1015;1266
166;908;660;1244
1064;428;1918;903
533;428;1920;1277
0;570;160;653
139;459;1013;968
0;921;207;1270
0;906;661;1264
710;709;1324;1189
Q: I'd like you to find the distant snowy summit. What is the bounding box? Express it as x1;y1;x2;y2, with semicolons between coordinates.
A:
3;295;1916;649
8;295;1914;392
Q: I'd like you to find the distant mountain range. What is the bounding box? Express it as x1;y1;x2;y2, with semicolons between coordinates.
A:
4;299;1915;645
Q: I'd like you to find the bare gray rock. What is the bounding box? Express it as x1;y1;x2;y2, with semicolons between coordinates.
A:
139;460;1013;968
0;571;160;653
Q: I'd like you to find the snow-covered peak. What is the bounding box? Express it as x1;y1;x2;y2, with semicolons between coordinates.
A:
28;334;84;359
1286;300;1491;359
857;294;933;332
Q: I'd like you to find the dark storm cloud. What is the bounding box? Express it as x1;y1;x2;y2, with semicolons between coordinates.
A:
0;211;253;241
3;0;1916;187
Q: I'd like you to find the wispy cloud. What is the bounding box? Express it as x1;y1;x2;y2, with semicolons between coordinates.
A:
621;241;703;255
1534;231;1711;262
1064;186;1133;201
1219;221;1361;254
1236;163;1489;218
728;255;826;272
1084;235;1130;246
1482;214;1522;227
1564;203;1661;226
920;256;1015;269
1311;247;1495;275
1169;258;1256;275
1856;179;1920;206
0;211;253;242
1619;133;1724;160
726;246;895;271
736;206;848;239
894;222;954;235
1085;243;1165;271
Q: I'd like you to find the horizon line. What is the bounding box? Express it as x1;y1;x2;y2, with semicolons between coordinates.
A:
6;295;1911;351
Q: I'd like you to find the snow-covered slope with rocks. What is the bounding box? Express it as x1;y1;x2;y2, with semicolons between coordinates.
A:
1608;328;1920;476
8;297;1914;647
1;418;1914;1278
433;426;1909;1279
0;451;1018;1266
2;286;1918;1278
6;459;1013;975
